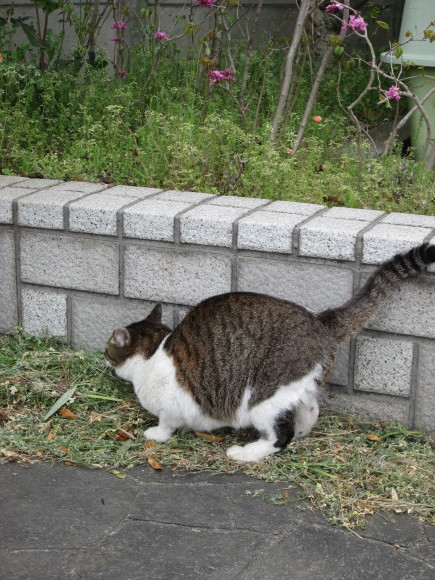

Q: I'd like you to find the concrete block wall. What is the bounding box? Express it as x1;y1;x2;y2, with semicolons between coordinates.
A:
1;175;434;431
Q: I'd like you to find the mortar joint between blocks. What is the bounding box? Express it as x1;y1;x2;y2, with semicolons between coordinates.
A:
407;342;420;429
64;188;110;231
66;293;73;345
347;337;358;395
173;195;218;245
292;206;329;255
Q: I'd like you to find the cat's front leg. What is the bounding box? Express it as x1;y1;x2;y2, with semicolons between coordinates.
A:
144;413;181;443
144;425;173;442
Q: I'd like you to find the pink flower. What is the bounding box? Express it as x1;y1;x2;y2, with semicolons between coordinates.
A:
153;31;169;41
325;3;344;13
117;70;127;77
342;14;368;32
195;0;214;7
206;69;236;84
109;36;121;42
384;85;401;101
111;21;127;30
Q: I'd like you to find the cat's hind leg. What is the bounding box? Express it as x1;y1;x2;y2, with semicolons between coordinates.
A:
226;371;320;462
226;409;294;463
226;438;281;462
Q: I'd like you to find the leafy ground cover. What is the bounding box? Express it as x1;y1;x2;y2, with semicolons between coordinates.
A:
0;51;434;215
1;332;434;529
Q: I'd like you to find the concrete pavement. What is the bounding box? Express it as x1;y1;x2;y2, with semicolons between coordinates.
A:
0;462;433;579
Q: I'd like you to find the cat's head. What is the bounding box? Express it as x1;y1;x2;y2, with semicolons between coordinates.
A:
105;303;171;371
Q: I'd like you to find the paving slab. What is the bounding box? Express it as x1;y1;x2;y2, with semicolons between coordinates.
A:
0;463;139;550
0;462;433;580
236;521;433;580
73;520;274;579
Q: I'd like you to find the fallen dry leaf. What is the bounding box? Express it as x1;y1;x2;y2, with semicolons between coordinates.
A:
58;408;77;420
57;446;71;455
141;440;157;449
148;455;163;470
1;449;22;461
366;434;380;442
46;430;56;440
114;431;130;442
195;431;224;443
89;412;103;423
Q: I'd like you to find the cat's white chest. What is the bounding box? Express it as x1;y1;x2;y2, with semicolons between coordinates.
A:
115;343;177;417
114;342;226;432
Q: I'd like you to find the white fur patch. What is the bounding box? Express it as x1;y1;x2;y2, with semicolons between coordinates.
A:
114;338;226;437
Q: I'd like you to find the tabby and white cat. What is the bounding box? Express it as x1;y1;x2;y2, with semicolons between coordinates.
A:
105;244;435;462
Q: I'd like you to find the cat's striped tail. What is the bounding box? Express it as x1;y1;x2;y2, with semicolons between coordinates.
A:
318;244;435;342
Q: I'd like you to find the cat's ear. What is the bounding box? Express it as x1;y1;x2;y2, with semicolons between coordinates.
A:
146;303;162;324
111;328;131;348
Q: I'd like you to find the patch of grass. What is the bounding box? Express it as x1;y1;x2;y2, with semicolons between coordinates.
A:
1;332;434;529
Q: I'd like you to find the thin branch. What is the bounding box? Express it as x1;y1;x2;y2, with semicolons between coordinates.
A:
293;7;349;152
270;0;317;141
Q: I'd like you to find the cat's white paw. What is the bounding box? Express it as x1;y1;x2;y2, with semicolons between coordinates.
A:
226;441;275;463
144;426;172;443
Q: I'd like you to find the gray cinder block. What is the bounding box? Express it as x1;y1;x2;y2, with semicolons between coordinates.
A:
124;246;232;305
123;199;192;241
208;196;268;209
299;216;371;261
50;181;108;194
237;257;354;311
20;232;119;294
354;336;414;397
22;287;67;337
323;207;384;221
366;279;435;339
69;188;161;235
362;224;432;264
320;391;409;424
18;189;89;229
0;176;29;187
180;204;250;247
414;343;435;430
10;178;61;189
154;190;215;203
382;213;435;228
0;187;38;224
267;201;325;214
238;211;305;253
0;230;18;332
